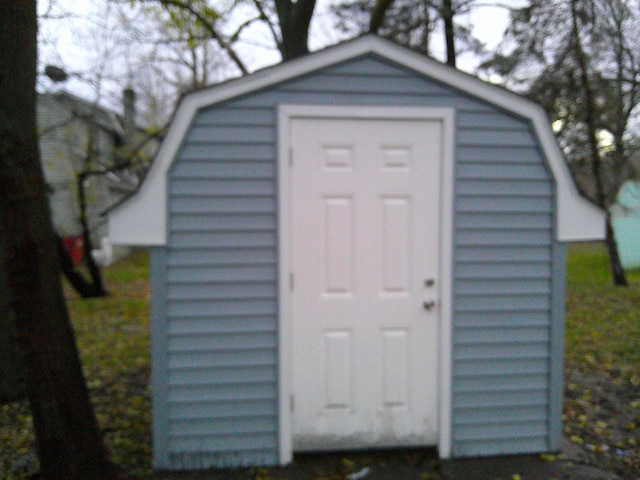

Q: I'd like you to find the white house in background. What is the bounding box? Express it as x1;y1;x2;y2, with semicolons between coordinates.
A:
38;89;150;264
109;35;604;471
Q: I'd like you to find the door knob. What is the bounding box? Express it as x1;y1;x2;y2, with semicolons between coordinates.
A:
423;300;435;310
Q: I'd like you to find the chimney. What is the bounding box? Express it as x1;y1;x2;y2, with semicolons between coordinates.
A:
123;87;136;144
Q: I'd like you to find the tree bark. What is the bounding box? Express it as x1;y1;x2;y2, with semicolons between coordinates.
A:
77;171;107;297
369;0;396;34
275;0;317;61
57;235;106;298
604;213;628;286
570;0;627;286
442;0;456;67
0;2;119;478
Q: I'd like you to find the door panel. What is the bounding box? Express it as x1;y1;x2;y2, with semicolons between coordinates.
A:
291;117;442;450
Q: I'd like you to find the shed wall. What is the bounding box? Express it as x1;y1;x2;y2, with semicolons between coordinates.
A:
154;54;560;469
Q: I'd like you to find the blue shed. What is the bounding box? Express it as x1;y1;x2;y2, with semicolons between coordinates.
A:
108;35;604;470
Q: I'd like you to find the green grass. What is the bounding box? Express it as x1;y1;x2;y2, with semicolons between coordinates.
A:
564;242;640;476
0;250;153;479
566;242;640;375
70;250;153;473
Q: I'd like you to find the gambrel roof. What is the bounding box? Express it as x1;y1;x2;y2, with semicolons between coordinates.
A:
109;34;604;245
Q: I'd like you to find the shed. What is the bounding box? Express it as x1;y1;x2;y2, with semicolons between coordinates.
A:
108;35;605;470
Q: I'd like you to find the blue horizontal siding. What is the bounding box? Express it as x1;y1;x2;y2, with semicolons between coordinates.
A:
281;73;453;95
455;262;551;279
167;282;277;301
169;433;278;452
170;416;276;436
457;163;549;180
454;405;547;424
155;51;559;468
455;279;550;295
458;129;535;147
456;246;551;262
172;161;275;178
168;384;276;403
455;311;550;328
172;196;276;214
454;437;548;457
197;107;274;125
455;375;549;393
169;349;277;369
170;231;277;249
167;299;277;318
168;319;276;336
168;265;276;283
170;214;276;232
168;365;276;386
455;327;550;344
169;399;278;420
168;332;277;353
454;343;549;361
455;212;552;229
188;125;275;143
457;145;543;163
180;143;275;161
456;358;549;376
453;390;549;409
170;179;276;196
167;248;276;266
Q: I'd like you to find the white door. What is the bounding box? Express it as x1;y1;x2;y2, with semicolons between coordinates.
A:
290;116;442;450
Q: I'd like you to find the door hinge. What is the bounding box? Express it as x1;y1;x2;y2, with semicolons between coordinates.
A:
290;394;295;412
289;147;293;167
290;271;294;291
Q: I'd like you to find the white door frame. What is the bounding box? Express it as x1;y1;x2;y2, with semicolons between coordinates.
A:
277;105;455;464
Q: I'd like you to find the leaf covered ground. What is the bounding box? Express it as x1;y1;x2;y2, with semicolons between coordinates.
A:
563;243;640;478
1;244;639;479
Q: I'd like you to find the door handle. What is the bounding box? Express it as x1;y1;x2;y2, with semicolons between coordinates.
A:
423;300;435;311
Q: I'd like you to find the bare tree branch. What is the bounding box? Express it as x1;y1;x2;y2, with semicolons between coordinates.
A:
139;0;249;75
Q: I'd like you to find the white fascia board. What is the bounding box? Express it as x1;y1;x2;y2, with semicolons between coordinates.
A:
109;34;605;245
530;112;605;241
108;94;202;246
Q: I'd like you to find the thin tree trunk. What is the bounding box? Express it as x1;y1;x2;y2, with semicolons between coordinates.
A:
369;0;395;33
57;235;98;297
605;213;628;286
77;172;107;296
442;0;456;67
0;2;119;478
570;0;627;286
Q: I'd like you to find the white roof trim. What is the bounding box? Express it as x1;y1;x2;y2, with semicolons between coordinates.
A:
108;34;604;245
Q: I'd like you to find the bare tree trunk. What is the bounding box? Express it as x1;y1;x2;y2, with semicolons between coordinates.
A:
605;213;628;286
369;0;396;33
77;171;107;296
570;0;627;286
275;0;317;61
0;2;119;478
442;0;456;67
57;234;106;298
